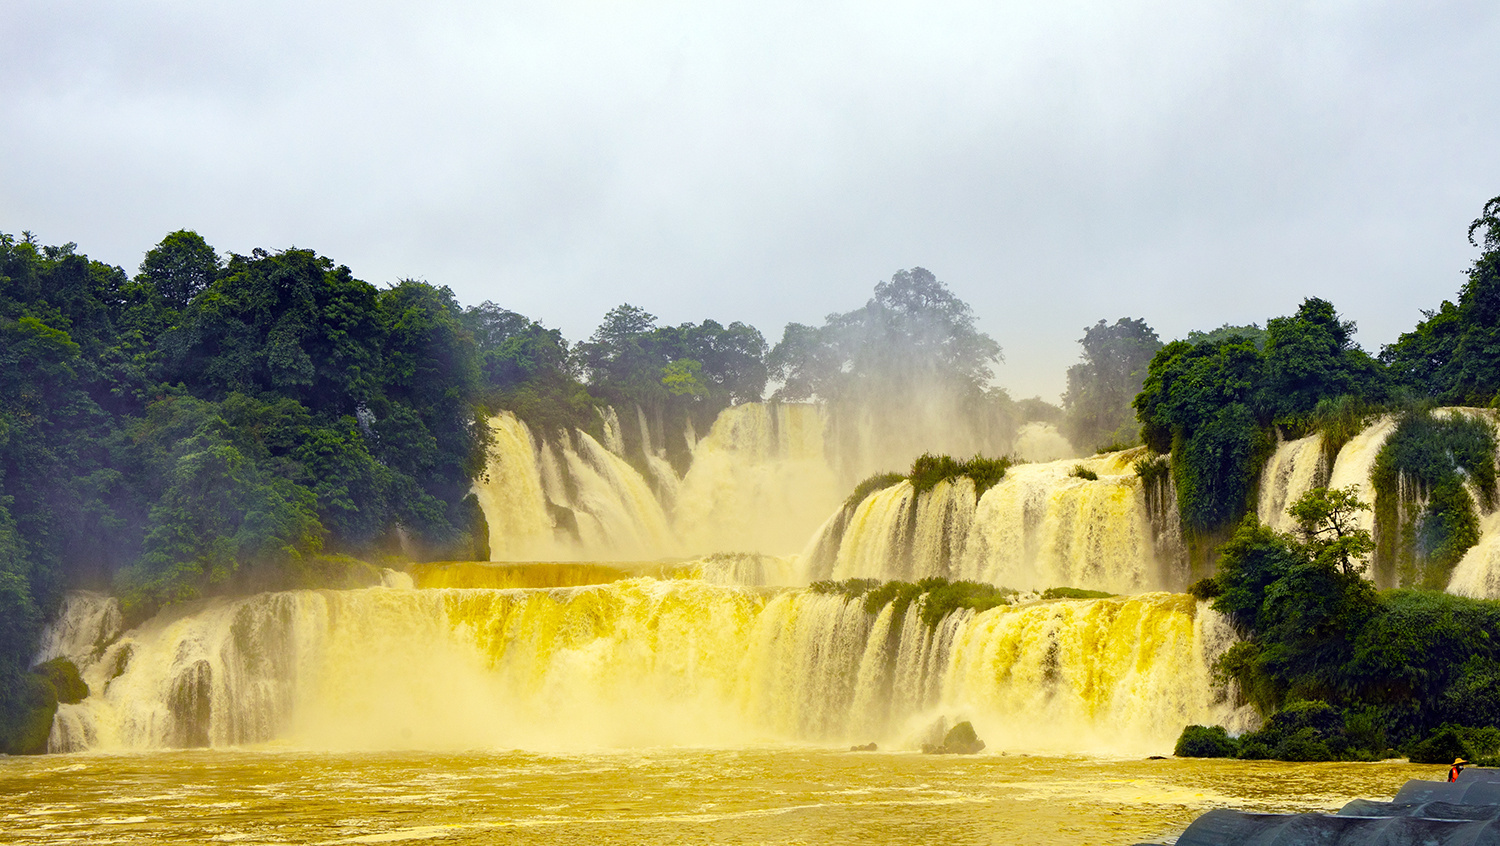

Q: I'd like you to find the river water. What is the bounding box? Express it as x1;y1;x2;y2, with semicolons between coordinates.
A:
0;748;1430;845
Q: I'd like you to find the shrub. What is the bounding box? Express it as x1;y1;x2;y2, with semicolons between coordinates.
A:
908;453;1012;497
1407;725;1500;766
1041;587;1114;600
1234;700;1346;762
844;472;904;511
1070;465;1098;481
1187;578;1223;600
1175;725;1238;758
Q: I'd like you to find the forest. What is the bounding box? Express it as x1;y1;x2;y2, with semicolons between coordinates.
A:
3;194;1500;756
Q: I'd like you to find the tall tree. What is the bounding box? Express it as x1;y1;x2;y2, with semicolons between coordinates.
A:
1062;317;1161;452
1382;195;1500;405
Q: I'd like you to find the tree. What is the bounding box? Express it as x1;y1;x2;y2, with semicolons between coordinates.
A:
1134;335;1267;538
1062;317;1161;451
1258;298;1383;426
1289;486;1375;578
769;268;1000;404
1382;195;1500;404
138;230;220;312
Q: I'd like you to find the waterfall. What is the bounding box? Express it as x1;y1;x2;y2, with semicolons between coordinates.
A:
673;403;840;555
475;414;677;560
1256;434;1325;533
1448;510;1500;598
473;413;557;559
1326;414;1398;540
804;450;1174;593
43;584;1237;756
476;404;837;561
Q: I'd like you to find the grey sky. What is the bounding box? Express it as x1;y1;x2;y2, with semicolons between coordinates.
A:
5;1;1499;400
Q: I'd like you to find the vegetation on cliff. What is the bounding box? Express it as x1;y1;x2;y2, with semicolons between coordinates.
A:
1179;485;1500;762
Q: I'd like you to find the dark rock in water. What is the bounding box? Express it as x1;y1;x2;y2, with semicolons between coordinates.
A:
849;742;878;752
168;659;213;748
922;720;985;754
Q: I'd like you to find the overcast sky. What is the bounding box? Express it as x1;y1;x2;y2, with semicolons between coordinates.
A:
5;1;1499;400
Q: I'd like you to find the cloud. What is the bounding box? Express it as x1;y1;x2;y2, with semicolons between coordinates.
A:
4;0;1499;399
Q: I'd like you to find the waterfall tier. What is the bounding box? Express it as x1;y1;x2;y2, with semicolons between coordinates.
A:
44;583;1237;756
801;449;1181;593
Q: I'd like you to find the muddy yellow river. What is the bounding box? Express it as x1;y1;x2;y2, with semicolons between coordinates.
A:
0;750;1432;845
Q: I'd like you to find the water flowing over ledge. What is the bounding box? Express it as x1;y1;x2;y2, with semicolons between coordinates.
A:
42;584;1241;756
800;449;1183;593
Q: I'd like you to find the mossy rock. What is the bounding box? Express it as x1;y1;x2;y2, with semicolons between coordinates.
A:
923;720;986;754
37;658;89;705
0;660;89;755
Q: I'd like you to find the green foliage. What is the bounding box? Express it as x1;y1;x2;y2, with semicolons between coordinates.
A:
1062;317;1161;452
463;302;600;437
1041;586;1114;600
908;452;1011;497
1309;394;1376;467
1174;724;1238;758
844;472;905;510
1257;298;1386;428
1134;336;1268;539
1290;486;1375;578
576;304;768;458
1383;197;1500;405
0;659;88;755
36;658;88;705
1185;323;1266;349
1235;700;1347;761
1069;465;1098;481
1371;410;1497;586
1407;725;1500;766
810;577;1014;630
1186;578;1223;600
1135;298;1384;571
918;580;1014;628
1210;507;1378;713
769;268;1000;404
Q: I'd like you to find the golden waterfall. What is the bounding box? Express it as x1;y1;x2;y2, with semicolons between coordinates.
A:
44;584;1238;756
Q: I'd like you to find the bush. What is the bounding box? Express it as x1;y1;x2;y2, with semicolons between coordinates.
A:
844;472;905;510
1175;725;1238;758
813;577;1015;629
1041;587;1114;600
1407;725;1500;766
908;453;1012;497
1233;700;1347;762
1186;578;1223;600
1070;465;1098;481
0;659;89;755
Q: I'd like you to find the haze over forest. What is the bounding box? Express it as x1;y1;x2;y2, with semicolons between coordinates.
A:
6;2;1500;399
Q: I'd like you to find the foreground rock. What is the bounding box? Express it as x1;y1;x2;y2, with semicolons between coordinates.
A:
1141;768;1500;845
922;721;985;755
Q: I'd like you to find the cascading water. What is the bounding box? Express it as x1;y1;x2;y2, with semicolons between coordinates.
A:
1256;433;1325;533
477;403;839;560
803;449;1178;593
473;413;556;559
673;403;840;555
1326;414;1398;540
43;584;1239;756
474;413;677;560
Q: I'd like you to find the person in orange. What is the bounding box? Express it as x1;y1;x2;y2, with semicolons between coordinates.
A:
1450;758;1468;782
